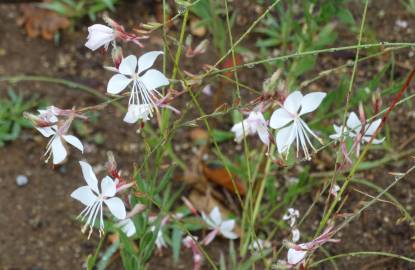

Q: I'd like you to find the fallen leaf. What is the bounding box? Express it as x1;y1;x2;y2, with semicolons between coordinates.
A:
202;163;246;195
18;3;70;40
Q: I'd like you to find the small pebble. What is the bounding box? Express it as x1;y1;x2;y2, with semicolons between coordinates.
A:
16;175;29;187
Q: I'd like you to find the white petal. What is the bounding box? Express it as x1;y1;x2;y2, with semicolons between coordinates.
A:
119;55;137;76
88;24;113;34
118;218;136;237
71;186;97;206
79;161;99;194
299;92;326;115
107;74;132;94
51;137;67;165
256;124;270;145
365;118;382;136
347;112;361;131
291;228;300;242
209;207;222;226
202;212;216;229
220;220;235;233
137;51;163;73
36;127;55;137
140;69;169;91
276;124;296;154
101;176;116;197
370;137;385;144
287;248;307;265
104;197;126;219
221;230;238;240
63;135;83;153
231;122;244;143
284;91;303;114
269;108;294;129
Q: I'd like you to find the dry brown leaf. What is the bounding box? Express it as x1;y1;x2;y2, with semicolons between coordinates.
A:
202;163;246;195
18;3;70;40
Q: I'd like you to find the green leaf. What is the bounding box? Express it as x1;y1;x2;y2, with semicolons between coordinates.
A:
171;228;183;263
212;129;234;143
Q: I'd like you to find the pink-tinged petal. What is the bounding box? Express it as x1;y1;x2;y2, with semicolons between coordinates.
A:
346;112;361;132
101;176;116;197
203;229;218;245
71;186;97;206
256;124;270;145
270;108;294;129
85;25;114;51
287;247;307;265
104;197;126;219
63;135;83;153
36;127;55;137
299;92;326;115
107;74;132;94
119;55;137;76
276;123;296;154
220;220;236;234
79;161;99;194
283;91;303;114
118;218;136;237
137;51;163;73
365;118;382;136
140;69;169;90
209;207;222;226
51;137;67;165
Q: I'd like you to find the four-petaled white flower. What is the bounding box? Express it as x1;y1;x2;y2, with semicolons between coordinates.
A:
35;110;83;165
270;91;326;160
85;24;115;51
231;111;269;145
106;52;169;122
202;207;238;245
71;161;126;238
329;112;384;144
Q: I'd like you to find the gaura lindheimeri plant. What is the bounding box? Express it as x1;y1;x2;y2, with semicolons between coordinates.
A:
201;207;238;245
27;107;84;165
231;111;269;145
85;16;148;51
106;52;170;123
71;161;126;238
270;91;326;160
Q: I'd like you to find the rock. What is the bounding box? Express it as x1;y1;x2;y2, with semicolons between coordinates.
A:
16;175;29;187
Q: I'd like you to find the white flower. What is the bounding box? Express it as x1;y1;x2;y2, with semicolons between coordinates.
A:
283;208;300;228
331;112;384;144
34;109;58;137
106;52;169;120
231;111;269;145
202;207;238;245
117;218;136;237
287;244;307;265
123;104;151;124
71;161;126;238
270;91;326;159
85;24;115;51
151;226;167;250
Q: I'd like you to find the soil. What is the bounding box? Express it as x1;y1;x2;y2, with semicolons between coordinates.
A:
1;0;415;269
